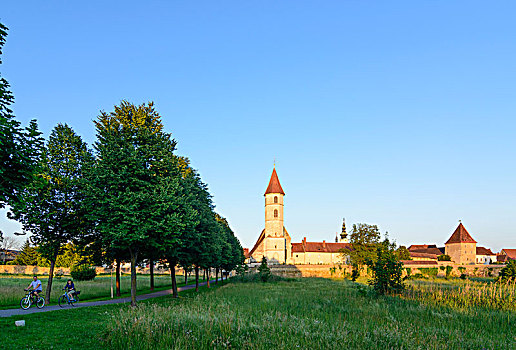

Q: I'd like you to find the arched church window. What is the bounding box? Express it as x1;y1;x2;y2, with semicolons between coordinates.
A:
274;209;278;218
274;196;278;203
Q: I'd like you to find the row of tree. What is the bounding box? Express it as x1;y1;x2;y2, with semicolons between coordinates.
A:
0;23;244;306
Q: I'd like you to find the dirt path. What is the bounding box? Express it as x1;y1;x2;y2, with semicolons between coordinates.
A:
0;279;218;318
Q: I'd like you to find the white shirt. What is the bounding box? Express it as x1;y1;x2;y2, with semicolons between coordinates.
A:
30;280;42;291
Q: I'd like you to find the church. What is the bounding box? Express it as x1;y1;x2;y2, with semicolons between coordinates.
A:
245;168;351;265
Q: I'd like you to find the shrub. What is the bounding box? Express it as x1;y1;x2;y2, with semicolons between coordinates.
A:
445;266;453;279
367;242;404;295
70;265;97;281
498;260;516;282
438;254;451;261
257;257;271;282
351;267;359;281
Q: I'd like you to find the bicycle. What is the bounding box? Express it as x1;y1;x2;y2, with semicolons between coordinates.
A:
58;289;80;307
20;289;45;310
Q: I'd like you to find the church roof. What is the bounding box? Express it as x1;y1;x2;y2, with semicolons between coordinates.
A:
292;240;351;253
265;168;285;195
445;223;477;244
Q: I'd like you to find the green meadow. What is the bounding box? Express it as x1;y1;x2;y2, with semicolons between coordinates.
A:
1;277;515;349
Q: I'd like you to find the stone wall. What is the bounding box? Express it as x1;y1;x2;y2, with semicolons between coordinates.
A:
270;264;355;278
0;265;70;275
1;265;213;276
268;263;505;279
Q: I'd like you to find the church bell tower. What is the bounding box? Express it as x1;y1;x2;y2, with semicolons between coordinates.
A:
263;167;291;264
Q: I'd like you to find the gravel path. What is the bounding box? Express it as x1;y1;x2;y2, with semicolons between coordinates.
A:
0;279;218;318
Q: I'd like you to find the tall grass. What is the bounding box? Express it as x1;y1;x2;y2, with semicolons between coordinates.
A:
103;278;516;349
403;277;516;311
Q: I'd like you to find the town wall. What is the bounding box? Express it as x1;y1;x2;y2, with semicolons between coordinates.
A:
268;263;505;279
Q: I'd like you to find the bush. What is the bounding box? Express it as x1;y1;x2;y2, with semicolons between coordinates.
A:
445;266;453;279
257;257;271;282
367;242;404;295
438;254;451;261
351;267;360;281
70;265;97;281
498;259;516;282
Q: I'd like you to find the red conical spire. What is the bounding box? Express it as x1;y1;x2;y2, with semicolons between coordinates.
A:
264;167;285;195
445;222;477;244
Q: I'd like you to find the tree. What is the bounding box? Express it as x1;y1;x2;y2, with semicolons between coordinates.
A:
0;23;43;211
258;257;271;282
85;101;174;306
8;124;93;302
0;236;19;264
438;254;451;261
367;239;404;295
11;239;39;265
343;223;382;276
498;260;516;282
395;246;411;260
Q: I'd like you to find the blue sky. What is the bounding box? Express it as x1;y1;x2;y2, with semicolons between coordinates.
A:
1;1;515;251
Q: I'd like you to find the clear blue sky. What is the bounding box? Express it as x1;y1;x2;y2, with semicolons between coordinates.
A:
1;1;515;251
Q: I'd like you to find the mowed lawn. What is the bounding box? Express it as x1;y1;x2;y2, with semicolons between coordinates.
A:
0;274;201;309
2;277;515;349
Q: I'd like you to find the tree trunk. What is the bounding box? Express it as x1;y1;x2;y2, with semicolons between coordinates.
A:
215;267;218;284
184;269;188;285
129;248;138;307
195;266;199;292
149;258;154;291
169;259;178;298
206;268;210;288
45;256;57;303
116;259;121;297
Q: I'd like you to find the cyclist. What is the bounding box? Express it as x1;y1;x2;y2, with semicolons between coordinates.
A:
26;275;43;299
64;279;76;301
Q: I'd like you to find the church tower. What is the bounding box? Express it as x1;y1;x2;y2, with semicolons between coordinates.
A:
263;167;291;264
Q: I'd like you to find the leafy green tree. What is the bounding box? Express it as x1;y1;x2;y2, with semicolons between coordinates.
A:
8;124;93;301
438;254;451;261
367;240;404;295
85;101;173;306
396;246;411;260
343;223;382;276
153;155;197;297
11;239;40;265
0;23;43;212
216;213;244;281
258;257;271;282
498;260;516;282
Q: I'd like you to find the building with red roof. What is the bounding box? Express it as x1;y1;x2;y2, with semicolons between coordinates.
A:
445;222;477;264
246;167;349;265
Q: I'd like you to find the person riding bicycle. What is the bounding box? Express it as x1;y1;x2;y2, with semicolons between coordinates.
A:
25;275;43;299
64;279;76;301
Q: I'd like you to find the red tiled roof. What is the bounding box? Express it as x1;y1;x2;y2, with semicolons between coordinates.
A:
445;223;477;244
292;243;304;253
476;247;495;256
409;251;438;259
502;249;516;260
264;168;285;195
291;240;351;254
408;245;432;251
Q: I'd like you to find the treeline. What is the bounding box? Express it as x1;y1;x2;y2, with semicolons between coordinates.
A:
0;23;244;306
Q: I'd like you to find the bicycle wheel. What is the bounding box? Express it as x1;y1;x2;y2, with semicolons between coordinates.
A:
36;296;45;309
58;295;67;308
20;296;31;310
70;294;79;306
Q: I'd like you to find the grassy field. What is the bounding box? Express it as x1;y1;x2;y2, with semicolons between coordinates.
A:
0;274;202;309
1;277;515;349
